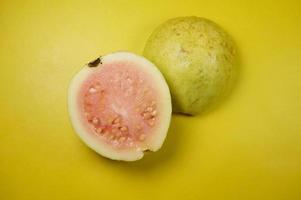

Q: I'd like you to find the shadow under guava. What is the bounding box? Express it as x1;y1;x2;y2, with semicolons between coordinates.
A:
82;59;243;173
82;27;243;173
80;55;243;176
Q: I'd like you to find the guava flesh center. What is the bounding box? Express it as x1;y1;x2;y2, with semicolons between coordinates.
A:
78;61;158;150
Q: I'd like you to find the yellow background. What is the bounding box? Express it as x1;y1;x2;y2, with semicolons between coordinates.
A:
1;0;301;199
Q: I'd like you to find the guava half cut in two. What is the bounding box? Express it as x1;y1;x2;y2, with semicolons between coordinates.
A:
68;52;172;161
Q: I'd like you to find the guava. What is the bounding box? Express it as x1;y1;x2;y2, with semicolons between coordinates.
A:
144;16;237;115
68;52;172;161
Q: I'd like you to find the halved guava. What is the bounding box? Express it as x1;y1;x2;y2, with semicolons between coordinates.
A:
144;16;237;115
68;52;172;161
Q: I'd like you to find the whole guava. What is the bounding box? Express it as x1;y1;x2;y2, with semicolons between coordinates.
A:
144;16;237;115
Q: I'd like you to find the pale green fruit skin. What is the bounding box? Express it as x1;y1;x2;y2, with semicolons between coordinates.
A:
144;16;237;115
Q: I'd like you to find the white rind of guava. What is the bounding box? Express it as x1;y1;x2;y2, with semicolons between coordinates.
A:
68;52;172;161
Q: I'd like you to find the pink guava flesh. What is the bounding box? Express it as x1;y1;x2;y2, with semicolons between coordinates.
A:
79;60;159;150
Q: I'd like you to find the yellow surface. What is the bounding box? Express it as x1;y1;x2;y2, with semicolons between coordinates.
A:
1;0;301;199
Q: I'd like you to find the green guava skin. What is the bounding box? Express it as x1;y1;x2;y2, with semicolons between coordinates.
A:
144;16;237;115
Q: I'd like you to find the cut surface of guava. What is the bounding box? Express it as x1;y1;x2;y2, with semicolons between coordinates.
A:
68;52;172;161
144;16;237;115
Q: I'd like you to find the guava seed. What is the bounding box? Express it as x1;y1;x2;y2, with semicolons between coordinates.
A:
89;87;97;93
119;126;128;132
92;117;99;124
96;127;103;134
